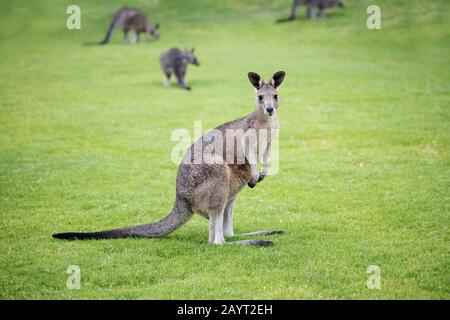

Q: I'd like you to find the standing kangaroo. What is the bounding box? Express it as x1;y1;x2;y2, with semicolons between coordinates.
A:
160;48;200;90
282;0;344;21
100;7;160;45
53;71;286;246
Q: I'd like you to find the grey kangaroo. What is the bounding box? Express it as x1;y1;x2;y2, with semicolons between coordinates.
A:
100;7;160;45
160;48;200;90
53;71;286;246
285;0;344;21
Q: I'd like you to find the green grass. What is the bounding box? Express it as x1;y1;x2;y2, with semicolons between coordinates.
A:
0;0;449;299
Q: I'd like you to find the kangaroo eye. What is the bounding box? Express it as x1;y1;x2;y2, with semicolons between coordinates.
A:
274;94;278;100
258;95;263;101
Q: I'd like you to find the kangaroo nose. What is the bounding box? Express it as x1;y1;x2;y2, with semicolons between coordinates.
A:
267;107;274;113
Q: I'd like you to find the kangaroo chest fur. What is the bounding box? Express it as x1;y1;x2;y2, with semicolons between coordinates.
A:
176;111;279;216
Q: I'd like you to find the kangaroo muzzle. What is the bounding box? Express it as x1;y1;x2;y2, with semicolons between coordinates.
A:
265;106;275;116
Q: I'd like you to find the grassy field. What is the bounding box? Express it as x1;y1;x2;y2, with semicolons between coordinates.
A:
0;0;449;299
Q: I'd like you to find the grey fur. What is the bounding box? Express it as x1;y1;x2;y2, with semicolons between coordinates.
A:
160;48;200;90
100;7;159;45
53;71;286;246
287;0;344;20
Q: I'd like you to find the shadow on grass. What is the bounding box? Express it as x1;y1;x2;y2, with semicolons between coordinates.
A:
82;38;159;47
82;41;103;47
276;17;295;24
149;78;217;91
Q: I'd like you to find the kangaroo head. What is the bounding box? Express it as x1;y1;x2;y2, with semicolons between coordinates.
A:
148;23;160;40
183;48;200;66
248;71;285;117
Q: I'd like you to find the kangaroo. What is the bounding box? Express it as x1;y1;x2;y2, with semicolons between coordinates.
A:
100;7;160;45
53;71;286;246
284;0;344;21
160;48;200;90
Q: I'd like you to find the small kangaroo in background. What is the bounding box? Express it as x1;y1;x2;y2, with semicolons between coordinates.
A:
53;71;287;246
160;48;200;90
100;7;160;45
280;0;344;21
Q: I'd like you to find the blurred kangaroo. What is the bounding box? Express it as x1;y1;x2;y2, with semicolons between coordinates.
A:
160;48;200;90
100;7;159;44
284;0;344;21
53;71;287;246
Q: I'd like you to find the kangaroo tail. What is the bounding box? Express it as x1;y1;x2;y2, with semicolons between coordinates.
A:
100;11;122;44
53;198;193;240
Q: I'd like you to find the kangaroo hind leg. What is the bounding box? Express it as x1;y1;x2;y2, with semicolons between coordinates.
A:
209;210;225;245
223;198;236;237
228;231;284;247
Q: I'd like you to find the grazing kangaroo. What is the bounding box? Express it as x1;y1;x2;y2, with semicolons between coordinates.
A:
100;7;160;45
282;0;343;21
160;48;200;90
53;71;286;246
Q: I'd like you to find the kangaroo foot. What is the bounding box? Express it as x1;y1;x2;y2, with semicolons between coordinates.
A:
232;239;274;247
239;230;286;237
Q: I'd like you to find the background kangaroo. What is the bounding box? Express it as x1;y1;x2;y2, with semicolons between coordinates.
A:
160;48;200;90
283;0;344;21
53;71;286;246
100;7;160;44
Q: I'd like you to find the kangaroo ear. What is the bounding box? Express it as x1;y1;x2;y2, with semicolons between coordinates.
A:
248;72;263;90
155;23;160;29
270;71;286;89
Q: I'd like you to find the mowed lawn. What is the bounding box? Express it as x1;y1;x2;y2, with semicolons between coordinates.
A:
0;0;449;299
